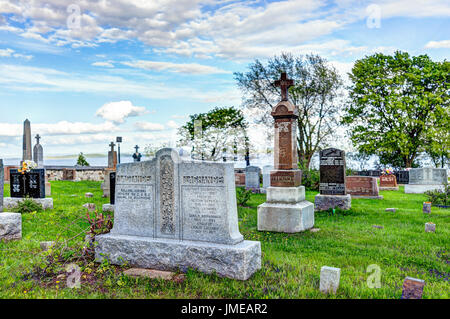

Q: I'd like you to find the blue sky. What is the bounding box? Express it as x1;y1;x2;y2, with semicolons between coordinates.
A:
0;0;449;158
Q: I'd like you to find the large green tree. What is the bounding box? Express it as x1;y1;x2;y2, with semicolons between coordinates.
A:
234;53;344;169
177;107;249;161
342;51;449;168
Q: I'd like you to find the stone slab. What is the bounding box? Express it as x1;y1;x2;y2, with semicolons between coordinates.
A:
425;222;435;233
409;167;447;185
95;234;261;281
266;186;305;203
379;174;397;189
404;184;445;194
379;186;399;191
401;277;425;299
102;204;115;212
314;194;351;211
3;197;53;210
0;212;22;241
320;266;341;294
319;148;346;195
270;170;302;187
257;200;314;233
346;176;380;198
245;166;261;191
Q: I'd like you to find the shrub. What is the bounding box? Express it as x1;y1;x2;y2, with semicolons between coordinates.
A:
301;169;320;191
236;187;252;206
76;152;90;166
15;198;43;213
425;185;449;206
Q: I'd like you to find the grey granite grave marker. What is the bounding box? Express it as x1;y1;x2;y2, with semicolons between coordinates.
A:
33;134;44;167
262;165;274;193
245;166;261;193
405;168;447;193
95;148;261;280
314;148;351;211
22;119;32;162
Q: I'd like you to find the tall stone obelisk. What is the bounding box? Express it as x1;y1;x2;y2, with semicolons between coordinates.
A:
22;119;32;163
257;72;314;233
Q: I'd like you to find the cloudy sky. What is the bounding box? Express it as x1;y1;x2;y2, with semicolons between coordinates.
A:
0;0;449;159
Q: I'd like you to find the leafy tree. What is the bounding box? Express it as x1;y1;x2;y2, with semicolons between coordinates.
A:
143;142;171;157
76;152;89;166
342;51;449;168
234;53;344;169
177;107;249;161
423;112;449;168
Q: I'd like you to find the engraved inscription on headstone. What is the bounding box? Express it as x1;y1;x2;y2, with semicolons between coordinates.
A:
159;155;176;236
10;169;45;198
319;148;346;195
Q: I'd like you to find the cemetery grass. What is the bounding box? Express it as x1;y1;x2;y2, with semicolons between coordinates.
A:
1;182;449;299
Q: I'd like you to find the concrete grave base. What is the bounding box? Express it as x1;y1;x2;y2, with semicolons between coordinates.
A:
0;212;22;241
350;195;384;200
3;197;53;210
314;194;351;211
379;186;399;191
102;204;115;212
257;186;314;233
405;184;445;194
95;234;261;281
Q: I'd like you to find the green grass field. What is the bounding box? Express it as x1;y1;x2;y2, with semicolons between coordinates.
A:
1;181;449;299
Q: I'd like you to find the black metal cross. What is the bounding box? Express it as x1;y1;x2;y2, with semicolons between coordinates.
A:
274;72;294;101
35;134;41;144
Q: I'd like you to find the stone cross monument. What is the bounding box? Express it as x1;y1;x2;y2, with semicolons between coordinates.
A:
132;145;142;162
108;142;117;169
22;119;32;162
257;72;314;233
33;134;44;167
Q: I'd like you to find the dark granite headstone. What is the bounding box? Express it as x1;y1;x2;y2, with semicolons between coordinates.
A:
319;148;346;195
110;171;116;205
10;169;45;198
395;171;409;184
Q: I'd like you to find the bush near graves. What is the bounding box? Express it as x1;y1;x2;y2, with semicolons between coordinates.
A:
301;168;320;191
76;152;90;166
236;187;252;206
425;185;449;206
14;198;43;214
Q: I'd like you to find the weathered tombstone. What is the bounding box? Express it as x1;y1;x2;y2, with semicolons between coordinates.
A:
33;134;44;168
423;202;431;214
22;119;32;163
257;73;314;233
95;148;261;280
108;142;118;169
10;169;46;198
425;222;435;233
0;213;22;241
234;169;245;186
346;176;383;199
0;159;3;212
262;165;274;193
62;168;76;181
245;166;261;193
401;277;425;299
379;174;398;191
110;171;116;205
319;266;341;294
315;148;351;211
405;167;447;194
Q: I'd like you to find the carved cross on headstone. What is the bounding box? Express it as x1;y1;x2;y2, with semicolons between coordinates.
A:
135;145;139;153
35;134;41;144
109;142;115;152
274;72;294;101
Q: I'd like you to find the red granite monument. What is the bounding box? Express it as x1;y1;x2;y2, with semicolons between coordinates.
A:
257;73;314;233
346;176;383;199
379;174;399;191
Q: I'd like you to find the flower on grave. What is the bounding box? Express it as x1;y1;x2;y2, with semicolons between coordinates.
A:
382;167;394;175
18;160;38;174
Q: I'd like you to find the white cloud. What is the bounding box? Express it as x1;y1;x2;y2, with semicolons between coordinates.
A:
135;121;166;131
0;47;33;60
166;120;178;129
96;101;149;124
92;61;114;67
122;60;229;74
425;40;450;49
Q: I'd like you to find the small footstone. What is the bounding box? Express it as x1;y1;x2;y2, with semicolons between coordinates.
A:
82;203;96;212
425;222;435;233
102;204;114;212
123;268;185;282
85;192;94;198
0;212;22;241
385;208;396;212
423;202;431;214
372;225;384;229
401;277;425;299
40;241;55;251
319;266;340;294
310;228;320;233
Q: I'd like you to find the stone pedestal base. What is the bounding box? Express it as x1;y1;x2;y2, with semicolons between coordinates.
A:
102;204;115;212
405;184;445;194
0;212;22;241
95;234;261;281
380;186;399;191
314;194;351;211
257;186;314;233
3;197;53;210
